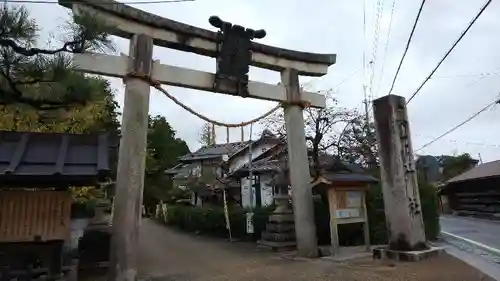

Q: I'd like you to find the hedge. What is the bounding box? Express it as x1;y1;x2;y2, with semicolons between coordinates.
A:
159;204;275;240
159;182;440;246
366;181;441;245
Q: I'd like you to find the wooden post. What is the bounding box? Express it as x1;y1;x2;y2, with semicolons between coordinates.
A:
372;94;426;251
327;189;339;256
362;192;371;251
281;68;318;258
109;34;153;281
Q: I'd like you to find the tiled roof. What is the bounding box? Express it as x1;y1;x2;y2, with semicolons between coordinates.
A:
321;171;377;183
447;160;500;184
230;148;378;183
178;130;281;162
0;130;112;187
164;163;183;175
172;163;198;179
179;141;250;162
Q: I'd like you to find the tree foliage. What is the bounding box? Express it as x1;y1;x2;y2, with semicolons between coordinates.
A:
440;153;477;181
143;115;191;209
0;5;114;109
146;115;190;175
0;76;120;134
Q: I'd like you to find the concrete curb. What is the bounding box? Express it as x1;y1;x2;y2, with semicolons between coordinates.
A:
434;236;500;281
440;231;500;260
441;214;500;225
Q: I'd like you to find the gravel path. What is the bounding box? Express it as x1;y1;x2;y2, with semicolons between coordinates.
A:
137;219;494;281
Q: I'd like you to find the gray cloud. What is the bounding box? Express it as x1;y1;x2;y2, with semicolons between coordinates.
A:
23;0;500;162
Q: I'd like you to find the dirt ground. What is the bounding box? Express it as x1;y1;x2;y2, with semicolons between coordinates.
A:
134;219;494;281
83;219;494;281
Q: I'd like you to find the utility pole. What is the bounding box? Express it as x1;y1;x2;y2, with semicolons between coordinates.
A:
245;124;255;235
363;69;376;170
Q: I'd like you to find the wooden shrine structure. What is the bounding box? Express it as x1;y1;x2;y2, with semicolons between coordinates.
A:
58;0;336;279
0;130;112;280
311;162;377;256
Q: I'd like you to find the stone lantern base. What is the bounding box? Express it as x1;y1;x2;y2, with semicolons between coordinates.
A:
257;194;296;252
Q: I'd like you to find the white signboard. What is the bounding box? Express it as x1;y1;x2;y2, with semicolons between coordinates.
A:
246;212;254;234
335;208;360;219
346;191;362;208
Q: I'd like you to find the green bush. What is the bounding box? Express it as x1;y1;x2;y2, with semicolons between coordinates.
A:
161;180;441;246
366;180;441;244
366;184;388;245
313;198;331;245
163;204;274;240
420;181;441;240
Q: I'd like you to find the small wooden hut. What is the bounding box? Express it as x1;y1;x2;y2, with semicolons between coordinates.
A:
0;130;112;280
311;159;378;255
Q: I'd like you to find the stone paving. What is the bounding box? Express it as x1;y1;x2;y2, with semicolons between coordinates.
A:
136;219;494;281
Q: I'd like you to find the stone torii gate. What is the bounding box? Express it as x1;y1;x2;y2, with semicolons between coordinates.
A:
59;0;336;279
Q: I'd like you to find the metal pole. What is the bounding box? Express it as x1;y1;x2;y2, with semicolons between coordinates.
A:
223;126;232;241
246;124;255;234
248;123;254;208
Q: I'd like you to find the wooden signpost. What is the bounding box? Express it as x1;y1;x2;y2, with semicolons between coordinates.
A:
60;0;336;279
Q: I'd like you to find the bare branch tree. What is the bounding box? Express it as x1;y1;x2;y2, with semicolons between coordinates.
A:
199;122;215;147
261;89;359;171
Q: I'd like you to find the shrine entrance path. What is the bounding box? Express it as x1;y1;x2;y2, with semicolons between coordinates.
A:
137;219;493;281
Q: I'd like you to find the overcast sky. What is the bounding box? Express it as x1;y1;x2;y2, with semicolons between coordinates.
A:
23;0;500;162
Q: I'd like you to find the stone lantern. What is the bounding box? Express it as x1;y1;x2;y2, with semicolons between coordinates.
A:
258;160;297;251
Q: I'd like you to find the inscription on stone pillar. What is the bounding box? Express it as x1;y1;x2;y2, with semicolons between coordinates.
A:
396;104;421;217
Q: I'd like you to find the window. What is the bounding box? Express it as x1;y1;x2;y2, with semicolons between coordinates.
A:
247;175;259;185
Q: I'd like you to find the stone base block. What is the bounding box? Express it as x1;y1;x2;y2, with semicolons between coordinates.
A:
261;231;296;242
268;213;294;223
373;246;444;262
257;240;296;252
265;223;295;232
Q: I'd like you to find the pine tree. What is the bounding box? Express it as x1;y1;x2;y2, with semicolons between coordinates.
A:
0;5;114;109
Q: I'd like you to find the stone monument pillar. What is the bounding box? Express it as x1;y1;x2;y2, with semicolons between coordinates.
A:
372;95;442;261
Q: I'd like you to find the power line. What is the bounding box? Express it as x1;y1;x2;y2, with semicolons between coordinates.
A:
374;0;397;98
368;0;385;99
457;66;500;90
415;97;500;152
415;134;500;148
4;0;193;3
406;0;493;104
362;0;367;92
362;0;369;127
387;0;426;96
333;68;362;89
432;72;500;80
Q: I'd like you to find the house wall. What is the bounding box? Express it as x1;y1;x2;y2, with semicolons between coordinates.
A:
190;194;203;207
228;142;276;174
230;142;277;208
260;174;274;206
241;174;274;208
